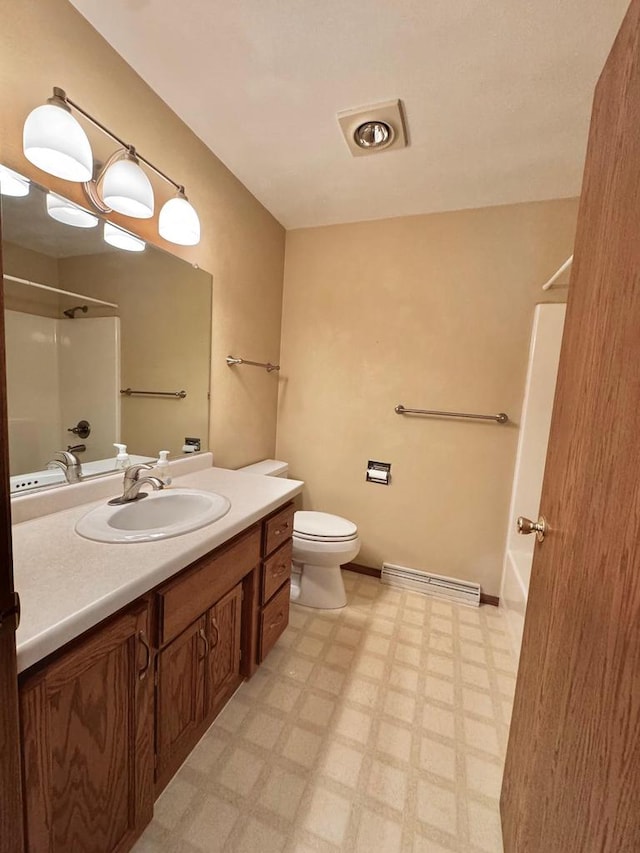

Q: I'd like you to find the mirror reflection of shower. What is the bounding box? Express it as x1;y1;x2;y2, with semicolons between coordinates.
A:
63;305;88;319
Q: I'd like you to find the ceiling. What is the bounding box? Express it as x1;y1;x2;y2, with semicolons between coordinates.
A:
69;0;629;229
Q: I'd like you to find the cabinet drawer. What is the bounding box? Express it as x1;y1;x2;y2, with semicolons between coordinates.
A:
262;540;292;605
263;503;294;556
157;527;260;645
259;581;290;662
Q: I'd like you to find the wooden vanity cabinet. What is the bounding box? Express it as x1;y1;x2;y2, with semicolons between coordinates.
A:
19;601;153;853
258;503;294;662
153;526;260;791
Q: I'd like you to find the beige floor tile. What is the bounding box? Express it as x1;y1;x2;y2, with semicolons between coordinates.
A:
355;808;403;852
464;718;501;757
282;725;323;768
182;794;240;851
243;710;286;749
377;720;413;763
353;653;386;679
344;676;379;709
218;747;265;795
153;778;198;830
134;572;515;853
363;633;391;656
416;779;458;835
303;785;352;846
383;687;417;724
419;736;457;781
299;692;335;727
265;679;303;713
325;644;356;668
366;759;408;811
425;675;455;706
465;754;504;800
258;766;307;820
321;741;364;788
467;800;504;852
334;706;373;745
236;817;287;853
389;664;419;693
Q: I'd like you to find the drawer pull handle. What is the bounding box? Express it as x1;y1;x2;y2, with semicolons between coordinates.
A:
138;631;151;681
198;627;210;658
210;616;219;647
272;563;288;577
274;522;289;535
269;611;285;630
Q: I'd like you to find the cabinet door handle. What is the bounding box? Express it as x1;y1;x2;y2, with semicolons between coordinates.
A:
138;630;151;681
272;563;288;578
210;616;219;648
274;521;289;535
269;611;285;630
198;627;210;659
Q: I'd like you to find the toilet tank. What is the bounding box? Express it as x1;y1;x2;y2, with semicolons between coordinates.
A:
237;459;289;478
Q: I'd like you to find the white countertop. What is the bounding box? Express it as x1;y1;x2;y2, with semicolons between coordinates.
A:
13;462;303;673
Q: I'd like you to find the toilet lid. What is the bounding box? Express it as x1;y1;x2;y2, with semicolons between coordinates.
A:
294;511;358;542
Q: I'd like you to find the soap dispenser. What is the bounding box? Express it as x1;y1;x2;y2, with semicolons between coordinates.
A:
114;443;130;470
156;450;172;485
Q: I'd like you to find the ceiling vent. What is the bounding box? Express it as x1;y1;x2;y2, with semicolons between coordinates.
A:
337;99;408;157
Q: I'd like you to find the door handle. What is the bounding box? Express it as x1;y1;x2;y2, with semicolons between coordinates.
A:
517;515;547;543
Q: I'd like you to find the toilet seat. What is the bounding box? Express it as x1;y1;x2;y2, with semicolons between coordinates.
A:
294;511;358;543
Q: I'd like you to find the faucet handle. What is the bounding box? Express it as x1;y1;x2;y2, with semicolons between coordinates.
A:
124;463;154;482
51;450;81;465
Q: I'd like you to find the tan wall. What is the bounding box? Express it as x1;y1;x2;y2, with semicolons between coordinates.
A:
0;0;285;468
276;199;577;596
3;243;61;317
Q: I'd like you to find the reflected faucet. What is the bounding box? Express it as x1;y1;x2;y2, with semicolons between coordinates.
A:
46;450;83;483
108;463;164;505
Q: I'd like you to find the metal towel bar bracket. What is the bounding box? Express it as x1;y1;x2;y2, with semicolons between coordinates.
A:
120;388;187;399
226;355;280;373
395;404;509;424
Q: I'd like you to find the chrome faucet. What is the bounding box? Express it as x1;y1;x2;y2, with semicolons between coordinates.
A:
46;450;83;483
108;463;164;505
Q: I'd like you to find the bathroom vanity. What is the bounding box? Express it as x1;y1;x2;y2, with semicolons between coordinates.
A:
12;458;301;852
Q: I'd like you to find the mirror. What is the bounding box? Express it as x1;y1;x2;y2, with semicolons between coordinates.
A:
1;171;212;494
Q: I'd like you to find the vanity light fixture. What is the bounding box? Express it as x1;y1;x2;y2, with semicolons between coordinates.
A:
46;192;98;228
22;88;201;245
0;165;30;197
103;221;145;253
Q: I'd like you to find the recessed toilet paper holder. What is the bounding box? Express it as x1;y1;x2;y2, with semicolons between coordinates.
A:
366;460;391;485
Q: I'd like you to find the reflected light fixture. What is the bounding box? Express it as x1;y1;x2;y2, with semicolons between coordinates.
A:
22;88;200;244
0;165;30;197
103;221;145;252
46;192;98;228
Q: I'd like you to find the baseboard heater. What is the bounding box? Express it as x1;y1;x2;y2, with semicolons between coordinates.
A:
381;563;481;607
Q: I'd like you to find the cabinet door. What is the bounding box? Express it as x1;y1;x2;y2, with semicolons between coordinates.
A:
20;603;153;853
206;583;242;717
155;615;206;784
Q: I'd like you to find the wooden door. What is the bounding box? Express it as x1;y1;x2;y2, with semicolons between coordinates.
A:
20;604;153;853
0;208;24;853
155;615;206;785
501;3;640;850
206;583;242;717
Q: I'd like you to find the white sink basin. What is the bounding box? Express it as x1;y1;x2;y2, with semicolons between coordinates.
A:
75;488;231;543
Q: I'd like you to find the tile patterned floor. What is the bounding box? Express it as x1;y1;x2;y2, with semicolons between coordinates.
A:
133;571;516;853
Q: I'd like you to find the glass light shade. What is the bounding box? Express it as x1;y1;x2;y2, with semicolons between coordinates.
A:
46;193;98;228
103;222;145;252
23;103;93;182
101;158;154;218
0;165;30;197
159;195;201;246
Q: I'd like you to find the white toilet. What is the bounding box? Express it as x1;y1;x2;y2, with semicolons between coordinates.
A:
238;460;361;609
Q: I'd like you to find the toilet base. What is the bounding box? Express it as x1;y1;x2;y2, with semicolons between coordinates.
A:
292;562;347;609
